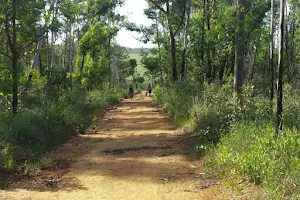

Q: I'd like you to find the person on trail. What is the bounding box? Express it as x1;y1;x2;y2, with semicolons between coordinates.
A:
147;84;152;96
128;84;134;100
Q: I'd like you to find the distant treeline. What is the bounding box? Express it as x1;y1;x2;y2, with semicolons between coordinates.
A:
127;47;152;54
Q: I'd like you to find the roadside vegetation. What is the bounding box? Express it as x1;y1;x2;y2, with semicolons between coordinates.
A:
1;0;300;198
135;0;300;198
0;0;136;184
154;82;300;199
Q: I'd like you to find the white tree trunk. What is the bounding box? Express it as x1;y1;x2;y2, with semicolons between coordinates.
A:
180;0;191;81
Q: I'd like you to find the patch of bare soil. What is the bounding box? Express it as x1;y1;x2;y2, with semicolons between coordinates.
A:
0;94;255;200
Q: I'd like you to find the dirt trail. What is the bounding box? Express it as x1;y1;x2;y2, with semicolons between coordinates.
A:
0;94;236;200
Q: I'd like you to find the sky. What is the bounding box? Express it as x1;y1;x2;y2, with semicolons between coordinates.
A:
115;0;155;48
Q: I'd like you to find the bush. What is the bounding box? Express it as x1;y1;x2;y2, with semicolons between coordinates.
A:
0;142;14;171
154;81;269;143
155;82;300;198
154;82;200;126
209;122;300;199
0;87;126;170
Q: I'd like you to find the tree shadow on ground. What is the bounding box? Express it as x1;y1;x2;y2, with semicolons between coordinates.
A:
3;96;208;193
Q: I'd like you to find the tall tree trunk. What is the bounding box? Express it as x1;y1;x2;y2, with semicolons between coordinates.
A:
12;58;18;115
155;14;164;84
49;0;57;71
7;0;19;115
170;27;177;82
290;19;296;83
167;1;177;82
284;4;290;80
180;0;191;81
46;0;58;100
21;38;44;94
79;53;86;83
204;0;213;82
108;35;112;88
206;0;213;82
200;2;205;63
276;0;285;136
65;27;69;79
269;0;275;113
218;55;226;86
249;48;257;82
69;28;74;91
234;0;246;99
39;50;44;76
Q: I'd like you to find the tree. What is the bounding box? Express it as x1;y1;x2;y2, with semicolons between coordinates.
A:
147;0;186;82
269;0;275;113
129;58;137;77
143;8;164;83
0;0;45;114
129;58;138;88
203;0;213;82
276;0;285;136
234;0;246;100
180;0;191;81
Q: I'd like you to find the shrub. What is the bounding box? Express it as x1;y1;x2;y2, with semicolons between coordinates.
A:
155;82;300;198
0;142;14;171
0;87;126;170
209;122;300;199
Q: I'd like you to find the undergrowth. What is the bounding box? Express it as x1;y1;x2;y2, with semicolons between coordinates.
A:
0;87;126;177
154;81;300;199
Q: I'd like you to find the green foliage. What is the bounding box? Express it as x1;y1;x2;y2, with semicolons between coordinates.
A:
155;82;300;198
0;87;126;169
129;53;148;78
0;0;133;184
283;85;300;130
0;142;14;171
155;81;271;142
209;122;300;199
154;83;200;127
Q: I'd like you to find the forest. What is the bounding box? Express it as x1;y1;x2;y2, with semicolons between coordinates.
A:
1;0;300;199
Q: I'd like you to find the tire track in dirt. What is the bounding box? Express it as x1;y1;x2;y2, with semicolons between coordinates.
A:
0;94;236;200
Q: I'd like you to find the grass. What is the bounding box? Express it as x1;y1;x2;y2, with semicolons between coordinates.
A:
154;82;300;199
0;87;127;180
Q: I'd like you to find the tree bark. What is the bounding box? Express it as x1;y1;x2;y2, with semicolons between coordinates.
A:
249;49;257;82
203;0;213;82
200;2;205;63
108;34;112;88
284;4;290;80
276;0;285;136
269;0;275;113
79;53;86;83
206;0;213;82
39;50;44;76
155;13;164;84
234;0;246;99
289;19;296;83
170;31;177;82
12;58;18;115
218;55;226;86
21;38;44;94
180;0;191;81
6;0;19;115
167;1;178;82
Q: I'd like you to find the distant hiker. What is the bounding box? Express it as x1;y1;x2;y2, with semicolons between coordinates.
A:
129;84;134;100
146;84;152;96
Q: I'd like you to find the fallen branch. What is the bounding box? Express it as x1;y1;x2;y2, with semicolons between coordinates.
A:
103;145;171;155
102;133;203;155
166;134;198;148
159;151;177;157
